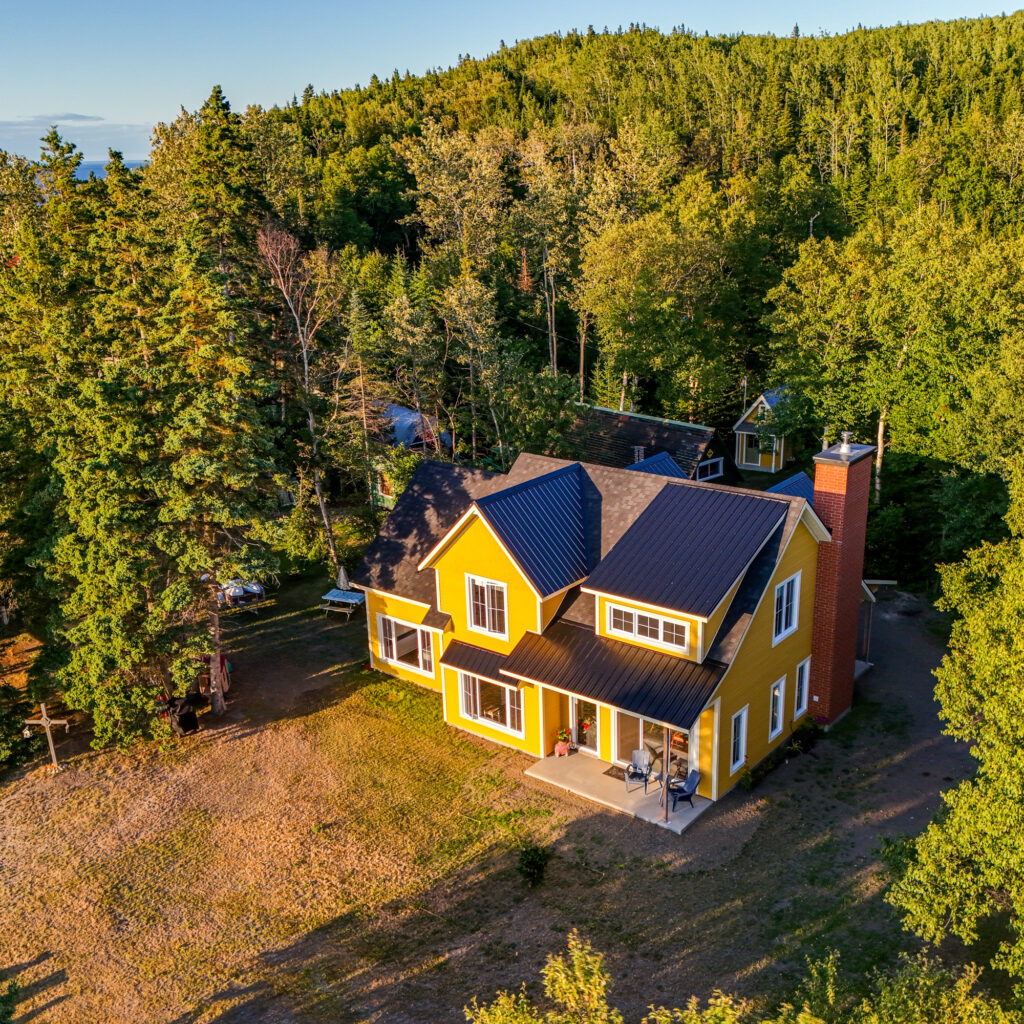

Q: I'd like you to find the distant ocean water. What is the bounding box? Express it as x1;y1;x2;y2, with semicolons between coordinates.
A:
75;160;146;180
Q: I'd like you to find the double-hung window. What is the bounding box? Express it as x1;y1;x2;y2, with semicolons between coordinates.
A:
377;615;433;675
794;657;810;719
730;706;748;774
467;575;507;638
772;572;800;644
459;673;524;735
607;603;689;654
769;677;785;740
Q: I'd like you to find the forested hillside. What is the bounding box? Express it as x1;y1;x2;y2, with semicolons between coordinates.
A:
3;19;1024;984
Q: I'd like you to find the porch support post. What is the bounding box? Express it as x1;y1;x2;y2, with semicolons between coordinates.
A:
662;726;670;821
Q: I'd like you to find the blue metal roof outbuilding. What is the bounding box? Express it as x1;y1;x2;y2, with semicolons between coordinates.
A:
625;451;687;479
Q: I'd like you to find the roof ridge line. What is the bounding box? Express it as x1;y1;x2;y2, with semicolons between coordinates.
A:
476;461;582;506
578;403;714;433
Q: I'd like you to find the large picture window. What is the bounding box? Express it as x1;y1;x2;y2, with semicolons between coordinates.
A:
467;575;507;638
459;673;523;735
377;615;433;675
773;572;801;644
607;603;689;654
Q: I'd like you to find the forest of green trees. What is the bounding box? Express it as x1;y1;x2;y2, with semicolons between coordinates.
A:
3;12;1024;1007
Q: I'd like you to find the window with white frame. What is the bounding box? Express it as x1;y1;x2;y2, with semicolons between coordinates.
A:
773;571;801;644
696;457;724;481
467;575;507;637
730;706;748;773
459;673;524;735
607;603;689;653
794;657;810;718
769;676;785;740
377;615;433;675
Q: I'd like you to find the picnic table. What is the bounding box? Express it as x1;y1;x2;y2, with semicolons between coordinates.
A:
319;589;365;619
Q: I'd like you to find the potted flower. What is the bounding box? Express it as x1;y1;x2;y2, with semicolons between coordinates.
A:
554;726;571;757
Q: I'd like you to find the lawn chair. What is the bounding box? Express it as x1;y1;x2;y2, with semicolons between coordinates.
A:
624;749;655;794
667;769;701;811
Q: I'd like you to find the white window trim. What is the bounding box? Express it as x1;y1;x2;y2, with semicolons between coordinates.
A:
696;457;724;481
606;603;690;655
571;696;600;755
794;656;810;719
465;573;509;641
730;705;748;774
458;672;525;737
376;613;435;678
769;676;786;741
772;571;801;646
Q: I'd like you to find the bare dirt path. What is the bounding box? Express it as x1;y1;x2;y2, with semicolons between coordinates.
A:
0;584;972;1023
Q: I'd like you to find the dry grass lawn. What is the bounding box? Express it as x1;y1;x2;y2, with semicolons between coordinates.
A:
0;579;973;1023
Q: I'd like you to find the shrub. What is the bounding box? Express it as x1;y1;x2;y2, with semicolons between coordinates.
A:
517;842;552;887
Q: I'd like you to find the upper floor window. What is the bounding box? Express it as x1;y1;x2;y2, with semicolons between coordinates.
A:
773;571;801;645
378;615;433;676
467;575;507;638
607;603;689;654
696;458;724;481
794;657;810;719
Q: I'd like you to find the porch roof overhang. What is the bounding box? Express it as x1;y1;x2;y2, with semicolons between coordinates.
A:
440;640;513;685
500;621;725;731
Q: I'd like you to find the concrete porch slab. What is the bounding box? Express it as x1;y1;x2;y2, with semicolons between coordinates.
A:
524;750;711;834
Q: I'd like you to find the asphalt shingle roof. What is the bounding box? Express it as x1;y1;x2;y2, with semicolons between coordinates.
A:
584;483;789;618
351;461;503;606
475;464;589;597
570;406;715;477
502;621;725;730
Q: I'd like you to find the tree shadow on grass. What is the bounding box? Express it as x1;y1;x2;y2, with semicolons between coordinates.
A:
0;953;69;1024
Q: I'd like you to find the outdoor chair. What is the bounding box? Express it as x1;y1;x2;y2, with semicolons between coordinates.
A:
668;769;701;811
624;749;655;794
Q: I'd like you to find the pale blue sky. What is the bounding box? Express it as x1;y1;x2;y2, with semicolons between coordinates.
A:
0;0;1003;159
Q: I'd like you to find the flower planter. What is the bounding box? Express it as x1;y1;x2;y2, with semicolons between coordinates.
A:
554;741;570;757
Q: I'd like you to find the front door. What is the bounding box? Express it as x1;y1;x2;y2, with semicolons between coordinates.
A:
571;698;599;754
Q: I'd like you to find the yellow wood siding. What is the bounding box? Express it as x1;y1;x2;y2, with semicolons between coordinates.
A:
432;514;538;656
711;519;819;795
441;666;542;755
598;705;613;761
365;590;444;692
697;705;716;799
539;590;567;632
594;593;703;662
703;577;741;654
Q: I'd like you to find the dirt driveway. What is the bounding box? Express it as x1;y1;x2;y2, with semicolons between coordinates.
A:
0;582;973;1023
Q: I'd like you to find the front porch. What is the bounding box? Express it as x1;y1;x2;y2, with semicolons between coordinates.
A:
524;750;712;834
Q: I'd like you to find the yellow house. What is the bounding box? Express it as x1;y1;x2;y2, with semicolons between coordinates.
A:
733;387;792;473
352;437;875;813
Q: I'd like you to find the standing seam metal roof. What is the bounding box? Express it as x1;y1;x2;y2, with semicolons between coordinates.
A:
625;451;688;478
584;484;789;618
475;463;589;597
767;471;815;507
501;622;725;731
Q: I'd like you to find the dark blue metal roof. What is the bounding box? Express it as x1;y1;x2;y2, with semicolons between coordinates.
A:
584;484;789;618
502;621;725;730
475;463;589;597
767;471;815;507
763;386;789;409
625;451;687;479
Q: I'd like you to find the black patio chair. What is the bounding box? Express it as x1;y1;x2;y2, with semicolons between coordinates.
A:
668;769;701;811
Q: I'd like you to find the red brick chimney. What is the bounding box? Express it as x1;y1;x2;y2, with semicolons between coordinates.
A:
809;432;875;723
